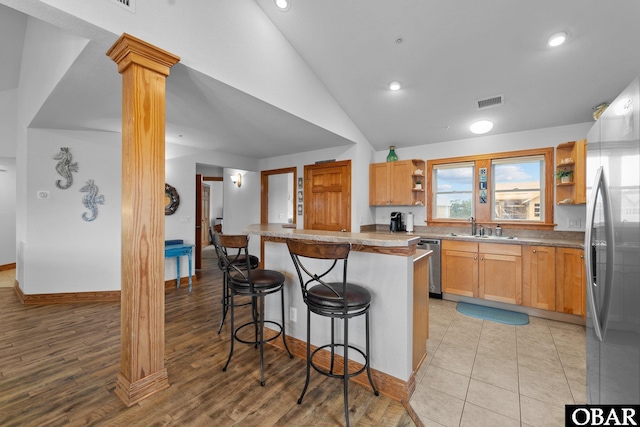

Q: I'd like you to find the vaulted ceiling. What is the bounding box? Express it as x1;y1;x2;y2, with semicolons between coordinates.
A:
2;1;640;160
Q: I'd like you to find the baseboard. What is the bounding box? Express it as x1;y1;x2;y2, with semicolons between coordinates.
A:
266;327;413;403
0;263;16;271
13;275;198;304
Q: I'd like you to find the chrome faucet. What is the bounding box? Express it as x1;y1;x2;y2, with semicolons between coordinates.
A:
468;216;476;236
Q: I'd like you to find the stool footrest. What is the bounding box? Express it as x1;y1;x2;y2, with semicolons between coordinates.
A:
233;320;284;346
309;343;368;380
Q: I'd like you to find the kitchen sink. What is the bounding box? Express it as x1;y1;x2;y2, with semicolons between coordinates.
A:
448;233;517;240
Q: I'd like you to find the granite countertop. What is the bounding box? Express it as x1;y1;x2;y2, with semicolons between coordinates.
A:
245;224;421;247
367;226;585;249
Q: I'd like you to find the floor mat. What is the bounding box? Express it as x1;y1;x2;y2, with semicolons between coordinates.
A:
456;301;529;325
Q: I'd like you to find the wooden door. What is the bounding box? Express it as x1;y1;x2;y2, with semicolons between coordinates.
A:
523;245;556;310
369;163;390;206
195;174;203;270
478;243;522;305
201;184;210;247
442;240;478;297
389;161;412;205
304;160;351;232
556;247;585;317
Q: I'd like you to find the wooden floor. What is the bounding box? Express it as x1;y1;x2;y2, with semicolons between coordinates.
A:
0;252;415;426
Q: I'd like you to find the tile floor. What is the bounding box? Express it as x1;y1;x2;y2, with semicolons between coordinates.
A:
0;268;15;288
410;298;586;426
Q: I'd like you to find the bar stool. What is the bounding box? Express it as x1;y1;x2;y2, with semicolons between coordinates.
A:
216;233;293;386
286;239;378;427
211;231;259;334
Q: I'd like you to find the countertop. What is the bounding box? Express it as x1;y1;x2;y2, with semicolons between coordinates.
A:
244;224;421;247
372;229;584;249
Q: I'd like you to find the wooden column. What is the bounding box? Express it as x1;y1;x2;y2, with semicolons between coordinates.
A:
106;34;180;407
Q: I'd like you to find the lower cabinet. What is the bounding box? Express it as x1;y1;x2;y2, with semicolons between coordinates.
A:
522;245;557;311
443;240;585;317
555;247;586;317
442;241;522;305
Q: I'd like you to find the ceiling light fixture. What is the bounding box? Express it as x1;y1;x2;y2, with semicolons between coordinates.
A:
389;81;401;91
470;120;494;135
547;31;568;47
275;0;290;11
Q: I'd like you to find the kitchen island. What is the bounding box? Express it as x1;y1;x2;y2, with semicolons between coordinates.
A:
244;224;430;402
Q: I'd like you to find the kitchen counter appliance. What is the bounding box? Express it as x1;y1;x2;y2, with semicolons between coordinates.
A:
418;238;441;298
390;212;405;232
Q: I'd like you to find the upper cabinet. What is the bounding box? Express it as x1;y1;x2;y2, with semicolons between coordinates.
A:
555;139;586;205
369;159;425;206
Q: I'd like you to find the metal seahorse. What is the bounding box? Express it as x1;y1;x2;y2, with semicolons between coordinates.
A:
80;179;105;222
53;147;78;190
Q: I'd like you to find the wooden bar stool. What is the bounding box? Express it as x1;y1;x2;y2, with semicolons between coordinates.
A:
216;233;293;386
286;238;378;427
211;231;258;334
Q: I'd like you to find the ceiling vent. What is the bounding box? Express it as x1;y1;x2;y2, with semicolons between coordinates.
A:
109;0;135;13
476;95;504;110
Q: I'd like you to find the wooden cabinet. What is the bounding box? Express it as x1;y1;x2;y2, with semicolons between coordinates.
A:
442;241;521;305
556;139;586;205
369;159;425;206
556;247;586;317
442;240;478;298
413;253;429;371
522;245;556;310
478;243;522;305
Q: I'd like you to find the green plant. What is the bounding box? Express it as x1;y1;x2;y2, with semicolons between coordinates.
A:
556;169;574;179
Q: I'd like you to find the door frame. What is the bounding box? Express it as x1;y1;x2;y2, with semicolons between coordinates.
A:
260;167;297;266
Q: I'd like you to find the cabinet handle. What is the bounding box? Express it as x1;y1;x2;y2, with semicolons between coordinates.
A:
532;249;537;253
474;256;477;260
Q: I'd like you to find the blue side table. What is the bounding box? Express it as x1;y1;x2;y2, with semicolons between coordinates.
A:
164;240;194;292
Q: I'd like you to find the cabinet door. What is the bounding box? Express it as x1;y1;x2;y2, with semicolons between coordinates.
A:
556;247;585;317
479;252;522;305
523;246;556;310
369;163;390;205
442;248;478;298
389;161;413;205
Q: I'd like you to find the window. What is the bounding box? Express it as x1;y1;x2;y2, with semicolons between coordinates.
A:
427;147;554;229
432;163;474;219
492;156;544;221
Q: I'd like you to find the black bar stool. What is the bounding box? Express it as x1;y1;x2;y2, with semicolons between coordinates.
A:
211;231;258;334
286;239;378;427
216;233;293;386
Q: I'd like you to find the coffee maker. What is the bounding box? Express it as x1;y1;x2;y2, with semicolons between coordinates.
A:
390;212;405;232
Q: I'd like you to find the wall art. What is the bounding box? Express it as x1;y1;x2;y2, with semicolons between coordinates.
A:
80;179;104;222
53;147;78;189
165;183;180;215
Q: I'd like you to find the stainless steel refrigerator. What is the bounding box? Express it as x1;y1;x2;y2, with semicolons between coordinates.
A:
585;74;640;404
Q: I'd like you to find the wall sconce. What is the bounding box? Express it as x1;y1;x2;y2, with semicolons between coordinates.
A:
230;173;242;187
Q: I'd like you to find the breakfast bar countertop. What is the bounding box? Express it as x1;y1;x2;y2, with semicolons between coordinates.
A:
244;223;421;247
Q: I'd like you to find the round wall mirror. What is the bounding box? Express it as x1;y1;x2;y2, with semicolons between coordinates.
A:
165;183;180;215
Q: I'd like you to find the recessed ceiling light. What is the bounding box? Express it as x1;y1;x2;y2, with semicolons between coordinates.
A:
275;0;290;10
548;31;568;47
389;81;401;91
470;120;494;135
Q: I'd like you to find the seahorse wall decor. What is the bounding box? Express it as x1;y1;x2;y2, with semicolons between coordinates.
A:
80;179;105;222
53;147;79;189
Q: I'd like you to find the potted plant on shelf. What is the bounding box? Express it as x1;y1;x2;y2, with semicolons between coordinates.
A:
415;179;422;190
556;169;574;183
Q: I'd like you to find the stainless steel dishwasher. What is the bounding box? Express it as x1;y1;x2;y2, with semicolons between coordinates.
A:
418;238;441;298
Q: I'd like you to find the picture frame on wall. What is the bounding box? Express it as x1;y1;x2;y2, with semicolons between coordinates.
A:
297;204;303;215
298;191;303;202
298;177;303;189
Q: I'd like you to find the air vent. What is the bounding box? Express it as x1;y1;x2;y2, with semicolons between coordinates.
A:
109;0;135;13
476;95;504;110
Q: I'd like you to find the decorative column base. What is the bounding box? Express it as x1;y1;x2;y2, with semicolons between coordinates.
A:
115;369;170;407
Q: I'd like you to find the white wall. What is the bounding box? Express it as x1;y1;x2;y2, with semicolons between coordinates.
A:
372;123;593;231
23;129;121;293
0;158;16;265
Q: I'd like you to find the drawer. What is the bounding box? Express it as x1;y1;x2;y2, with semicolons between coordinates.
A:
443;240;478;252
479;242;521;256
